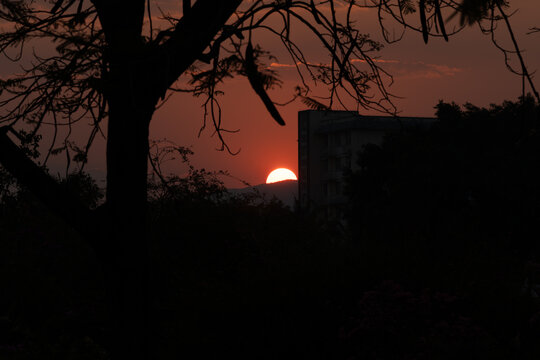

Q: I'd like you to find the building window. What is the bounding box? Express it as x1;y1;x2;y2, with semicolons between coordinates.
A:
328;157;334;172
344;132;351;145
321;134;328;149
335;157;342;171
328;181;336;196
336;181;342;195
343;155;351;169
333;133;342;146
321;159;328;173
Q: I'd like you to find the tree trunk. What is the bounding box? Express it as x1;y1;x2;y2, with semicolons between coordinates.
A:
103;83;154;359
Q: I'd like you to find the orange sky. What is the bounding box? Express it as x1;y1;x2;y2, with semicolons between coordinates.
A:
5;1;539;188
142;1;540;187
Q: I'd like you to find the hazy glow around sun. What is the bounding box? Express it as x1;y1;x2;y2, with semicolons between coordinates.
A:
266;168;298;184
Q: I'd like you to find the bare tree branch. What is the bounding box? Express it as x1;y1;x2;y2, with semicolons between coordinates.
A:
0;126;97;239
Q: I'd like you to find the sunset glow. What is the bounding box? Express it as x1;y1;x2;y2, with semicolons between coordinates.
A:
266;168;297;184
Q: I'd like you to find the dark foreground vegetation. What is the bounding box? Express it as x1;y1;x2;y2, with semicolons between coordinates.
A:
2;98;540;359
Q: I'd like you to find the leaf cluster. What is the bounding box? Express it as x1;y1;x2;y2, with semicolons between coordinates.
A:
147;139;230;205
0;0;402;160
346;96;540;288
0;0;105;167
344;96;540;357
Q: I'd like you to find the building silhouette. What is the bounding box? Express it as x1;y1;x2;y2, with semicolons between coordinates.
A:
298;110;436;218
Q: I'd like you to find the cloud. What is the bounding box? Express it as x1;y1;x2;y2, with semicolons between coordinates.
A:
351;59;463;79
383;60;463;80
423;63;462;77
268;58;400;69
268;58;461;80
351;58;400;64
269;62;299;69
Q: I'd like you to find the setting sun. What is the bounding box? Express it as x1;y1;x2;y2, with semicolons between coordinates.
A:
266;168;298;184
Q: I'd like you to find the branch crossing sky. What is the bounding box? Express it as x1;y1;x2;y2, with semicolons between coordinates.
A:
2;1;539;187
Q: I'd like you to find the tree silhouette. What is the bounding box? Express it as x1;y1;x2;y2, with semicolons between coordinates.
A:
344;96;540;357
0;1;529;359
0;1;395;358
371;0;539;101
346;95;540;292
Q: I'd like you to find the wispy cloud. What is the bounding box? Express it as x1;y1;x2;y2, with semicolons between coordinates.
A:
351;58;400;64
423;63;462;77
256;56;465;84
269;62;299;69
391;61;463;79
268;58;400;69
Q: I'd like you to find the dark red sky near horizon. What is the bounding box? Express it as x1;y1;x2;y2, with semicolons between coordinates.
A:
7;1;540;188
146;0;540;187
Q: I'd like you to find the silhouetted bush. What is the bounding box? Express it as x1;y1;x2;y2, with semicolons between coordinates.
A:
339;281;498;360
346;96;540;357
5;104;540;360
147;161;349;359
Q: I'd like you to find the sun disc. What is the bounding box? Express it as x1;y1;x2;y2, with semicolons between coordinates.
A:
266;168;297;184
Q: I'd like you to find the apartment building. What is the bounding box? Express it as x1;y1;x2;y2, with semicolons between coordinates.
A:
298;110;436;218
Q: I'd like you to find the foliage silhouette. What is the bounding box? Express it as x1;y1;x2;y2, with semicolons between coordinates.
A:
1;145;354;360
0;0;407;355
345;96;540;358
0;1;534;359
0;2;395;358
2;153;529;359
338;281;499;360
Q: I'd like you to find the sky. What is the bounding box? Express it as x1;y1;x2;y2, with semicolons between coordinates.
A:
141;0;540;187
3;1;540;188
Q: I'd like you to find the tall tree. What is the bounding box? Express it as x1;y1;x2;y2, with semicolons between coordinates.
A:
0;1;393;358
